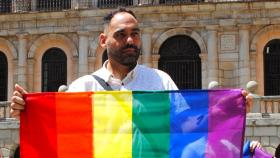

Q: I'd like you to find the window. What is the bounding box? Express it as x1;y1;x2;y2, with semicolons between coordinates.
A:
42;48;67;92
0;52;8;101
37;0;70;11
97;0;133;8
159;35;201;89
263;39;280;96
0;0;11;13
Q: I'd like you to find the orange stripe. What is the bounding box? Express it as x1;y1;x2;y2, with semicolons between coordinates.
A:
55;92;93;158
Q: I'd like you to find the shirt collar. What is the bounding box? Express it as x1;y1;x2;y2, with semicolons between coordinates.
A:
99;60;138;84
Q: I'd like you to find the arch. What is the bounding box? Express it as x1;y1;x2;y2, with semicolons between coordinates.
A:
263;39;280;96
0;52;8;101
0;38;16;100
158;35;202;89
154;28;207;88
250;25;280;95
42;48;67;92
153;28;207;55
28;34;78;92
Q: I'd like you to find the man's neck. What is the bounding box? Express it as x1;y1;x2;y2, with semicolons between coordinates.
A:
107;60;136;80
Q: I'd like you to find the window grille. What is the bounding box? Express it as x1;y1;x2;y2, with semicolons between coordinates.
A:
159;35;201;89
42;48;67;92
0;52;8;101
264;39;280;96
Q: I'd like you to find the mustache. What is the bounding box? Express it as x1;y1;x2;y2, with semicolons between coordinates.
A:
122;44;140;50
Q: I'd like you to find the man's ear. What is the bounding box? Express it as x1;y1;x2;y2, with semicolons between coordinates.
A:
99;33;107;48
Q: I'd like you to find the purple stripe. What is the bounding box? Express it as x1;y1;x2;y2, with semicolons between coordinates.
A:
206;89;246;158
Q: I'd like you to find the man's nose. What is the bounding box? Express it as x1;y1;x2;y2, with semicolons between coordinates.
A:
126;36;134;44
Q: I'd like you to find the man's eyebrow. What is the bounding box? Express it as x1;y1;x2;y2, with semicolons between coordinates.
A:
114;27;140;34
132;28;140;32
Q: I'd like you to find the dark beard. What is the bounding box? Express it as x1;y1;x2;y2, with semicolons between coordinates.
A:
107;44;140;68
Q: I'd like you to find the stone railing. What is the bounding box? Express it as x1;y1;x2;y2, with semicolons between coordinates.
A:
251;95;280;114
0;101;10;120
0;0;275;14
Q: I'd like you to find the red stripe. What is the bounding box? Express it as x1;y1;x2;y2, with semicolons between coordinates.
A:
56;92;93;158
21;93;58;158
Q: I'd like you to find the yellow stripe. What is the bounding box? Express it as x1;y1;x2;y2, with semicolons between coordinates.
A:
93;91;132;158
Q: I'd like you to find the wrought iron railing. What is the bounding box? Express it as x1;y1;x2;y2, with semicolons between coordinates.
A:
0;101;10;120
0;0;276;14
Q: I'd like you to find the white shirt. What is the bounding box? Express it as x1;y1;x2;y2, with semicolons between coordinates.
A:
67;62;178;92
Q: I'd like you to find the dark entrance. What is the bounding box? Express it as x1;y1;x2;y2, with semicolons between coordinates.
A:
159;35;201;89
0;52;7;101
264;39;280;95
42;48;67;92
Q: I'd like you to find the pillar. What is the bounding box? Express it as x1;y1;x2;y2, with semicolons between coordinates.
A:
239;25;250;88
78;31;89;77
206;25;219;83
16;32;28;89
141;28;153;67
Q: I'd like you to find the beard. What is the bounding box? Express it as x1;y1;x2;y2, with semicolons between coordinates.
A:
107;44;141;68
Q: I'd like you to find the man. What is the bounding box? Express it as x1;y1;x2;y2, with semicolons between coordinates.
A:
10;8;178;119
11;8;256;157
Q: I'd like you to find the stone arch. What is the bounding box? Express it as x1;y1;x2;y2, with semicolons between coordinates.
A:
250;25;280;95
0;38;17;99
28;34;78;92
153;28;207;88
153;28;207;55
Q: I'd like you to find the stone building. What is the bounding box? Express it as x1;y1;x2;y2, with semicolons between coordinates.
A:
0;0;279;101
0;0;280;157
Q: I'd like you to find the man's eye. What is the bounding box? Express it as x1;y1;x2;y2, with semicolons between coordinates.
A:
132;32;140;37
116;32;126;39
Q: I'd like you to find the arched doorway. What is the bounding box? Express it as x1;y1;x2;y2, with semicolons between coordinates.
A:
42;48;67;92
263;39;280;95
0;52;7;101
159;35;201;89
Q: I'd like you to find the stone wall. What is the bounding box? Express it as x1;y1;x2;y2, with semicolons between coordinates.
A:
1;114;280;157
1;1;280;98
0;119;19;158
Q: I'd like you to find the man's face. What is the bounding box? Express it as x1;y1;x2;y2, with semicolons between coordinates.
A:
103;12;141;67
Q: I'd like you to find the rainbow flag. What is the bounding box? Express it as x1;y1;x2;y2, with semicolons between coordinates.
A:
20;89;246;158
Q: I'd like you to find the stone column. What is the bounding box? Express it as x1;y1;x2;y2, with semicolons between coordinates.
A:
31;0;36;11
206;25;219;83
16;32;28;89
141;28;153;67
27;58;34;91
71;0;79;9
239;25;250;88
78;31;89;77
199;53;207;89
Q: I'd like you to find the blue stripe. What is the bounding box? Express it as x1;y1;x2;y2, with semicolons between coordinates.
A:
170;91;209;158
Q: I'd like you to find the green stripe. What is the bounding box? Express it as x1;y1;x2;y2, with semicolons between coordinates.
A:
132;92;170;158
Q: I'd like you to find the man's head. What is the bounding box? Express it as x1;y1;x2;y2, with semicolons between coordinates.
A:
99;8;141;68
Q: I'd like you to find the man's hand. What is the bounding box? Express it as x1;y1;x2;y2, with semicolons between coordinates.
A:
250;140;262;152
242;90;253;113
10;84;28;120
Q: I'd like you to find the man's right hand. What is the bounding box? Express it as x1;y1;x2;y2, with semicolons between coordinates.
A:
10;84;28;120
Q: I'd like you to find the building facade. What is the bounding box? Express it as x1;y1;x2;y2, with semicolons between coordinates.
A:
0;1;280;100
0;1;280;157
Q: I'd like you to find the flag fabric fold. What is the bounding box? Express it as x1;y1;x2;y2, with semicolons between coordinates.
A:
21;89;246;158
